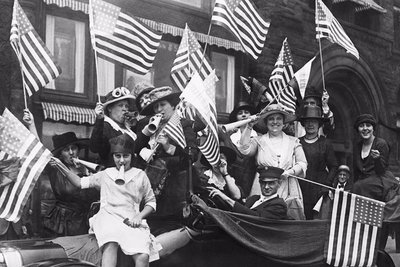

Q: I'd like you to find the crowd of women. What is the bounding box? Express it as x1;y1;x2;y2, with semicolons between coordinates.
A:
1;81;398;266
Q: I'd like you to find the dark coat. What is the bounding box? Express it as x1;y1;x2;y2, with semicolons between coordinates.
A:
299;136;338;219
232;195;288;220
353;137;389;182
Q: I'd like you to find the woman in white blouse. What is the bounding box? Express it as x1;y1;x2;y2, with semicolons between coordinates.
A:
238;104;307;220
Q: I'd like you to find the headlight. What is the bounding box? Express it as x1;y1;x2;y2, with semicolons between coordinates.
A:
0;247;22;267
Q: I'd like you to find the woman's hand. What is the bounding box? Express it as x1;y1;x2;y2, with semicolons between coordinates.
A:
125;215;143;228
95;102;104;119
218;159;228;177
207;187;228;200
370;149;380;159
281;169;295;179
22;109;34;126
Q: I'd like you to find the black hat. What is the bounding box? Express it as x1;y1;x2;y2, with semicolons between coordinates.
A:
200;146;237;167
229;101;256;123
140;86;181;116
109;133;135;155
258;166;284;181
52;132;88;157
103;87;135;112
304;86;322;100
299;106;328;126
353;114;377;130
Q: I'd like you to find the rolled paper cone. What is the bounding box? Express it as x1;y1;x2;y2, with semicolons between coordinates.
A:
115;165;125;185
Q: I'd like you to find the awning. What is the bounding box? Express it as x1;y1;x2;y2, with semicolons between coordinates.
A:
43;0;245;52
41;102;96;125
332;0;387;13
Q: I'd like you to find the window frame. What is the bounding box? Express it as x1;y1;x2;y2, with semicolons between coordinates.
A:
40;6;95;107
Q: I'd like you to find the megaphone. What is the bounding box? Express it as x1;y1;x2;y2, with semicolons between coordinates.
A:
73;158;103;172
221;115;258;133
147;114;163;134
115;165;125;185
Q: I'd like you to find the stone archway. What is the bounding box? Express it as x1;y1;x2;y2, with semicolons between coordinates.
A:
307;43;386;166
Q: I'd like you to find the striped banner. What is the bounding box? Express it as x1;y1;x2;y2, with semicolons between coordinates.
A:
268;38;296;113
325;190;384;267
180;71;220;166
211;0;270;59
163;107;186;149
171;24;213;91
0;109;51;222
89;0;162;75
10;0;61;96
316;0;359;59
41;102;97;125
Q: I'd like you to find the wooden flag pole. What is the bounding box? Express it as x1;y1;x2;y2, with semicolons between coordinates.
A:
198;22;213;75
17;52;28;110
289;173;335;191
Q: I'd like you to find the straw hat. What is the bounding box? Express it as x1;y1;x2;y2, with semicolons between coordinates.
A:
256;104;296;132
140;86;181;116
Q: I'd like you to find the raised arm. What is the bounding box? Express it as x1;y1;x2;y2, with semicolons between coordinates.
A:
49;157;82;188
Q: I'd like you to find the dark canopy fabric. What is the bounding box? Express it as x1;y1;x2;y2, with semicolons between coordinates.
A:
193;196;329;266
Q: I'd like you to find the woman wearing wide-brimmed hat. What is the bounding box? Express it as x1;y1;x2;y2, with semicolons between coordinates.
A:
298;105;338;220
135;86;203;218
218;101;258;197
44;132;99;236
90;87;137;167
238;103;307;220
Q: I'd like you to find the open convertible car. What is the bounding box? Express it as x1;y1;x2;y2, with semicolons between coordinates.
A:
0;198;396;267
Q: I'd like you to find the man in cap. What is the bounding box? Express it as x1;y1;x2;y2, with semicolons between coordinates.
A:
208;166;288;220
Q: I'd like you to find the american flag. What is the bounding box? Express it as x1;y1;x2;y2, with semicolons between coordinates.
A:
316;0;359;59
325;190;385;267
268;38;297;113
89;0;162;75
171;24;213;91
163;108;186;149
10;0;61;96
180;71;220;166
0;109;51;222
211;0;270;60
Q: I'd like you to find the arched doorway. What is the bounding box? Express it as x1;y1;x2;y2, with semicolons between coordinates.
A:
307;43;386;167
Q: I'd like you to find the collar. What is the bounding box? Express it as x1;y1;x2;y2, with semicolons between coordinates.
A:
259;193;278;202
105;167;140;184
104;116;137;141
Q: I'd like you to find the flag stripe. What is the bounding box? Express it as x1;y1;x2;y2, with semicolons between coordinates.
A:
325;190;384;267
0;109;51;222
316;0;359;59
211;0;269;59
90;0;162;75
10;0;61;96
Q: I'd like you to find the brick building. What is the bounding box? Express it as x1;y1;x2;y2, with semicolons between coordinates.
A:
0;0;399;230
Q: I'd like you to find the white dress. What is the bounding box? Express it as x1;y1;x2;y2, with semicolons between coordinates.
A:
238;132;307;220
81;167;161;261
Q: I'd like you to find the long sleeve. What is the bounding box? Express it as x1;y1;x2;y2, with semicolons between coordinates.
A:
325;139;338;185
232;197;288;220
90;118;108;155
291;139;307;177
373;138;390;175
237;135;259;157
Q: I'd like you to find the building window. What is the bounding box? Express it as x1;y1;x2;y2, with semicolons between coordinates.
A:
97;58;115;96
211;51;235;113
45;15;86;93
